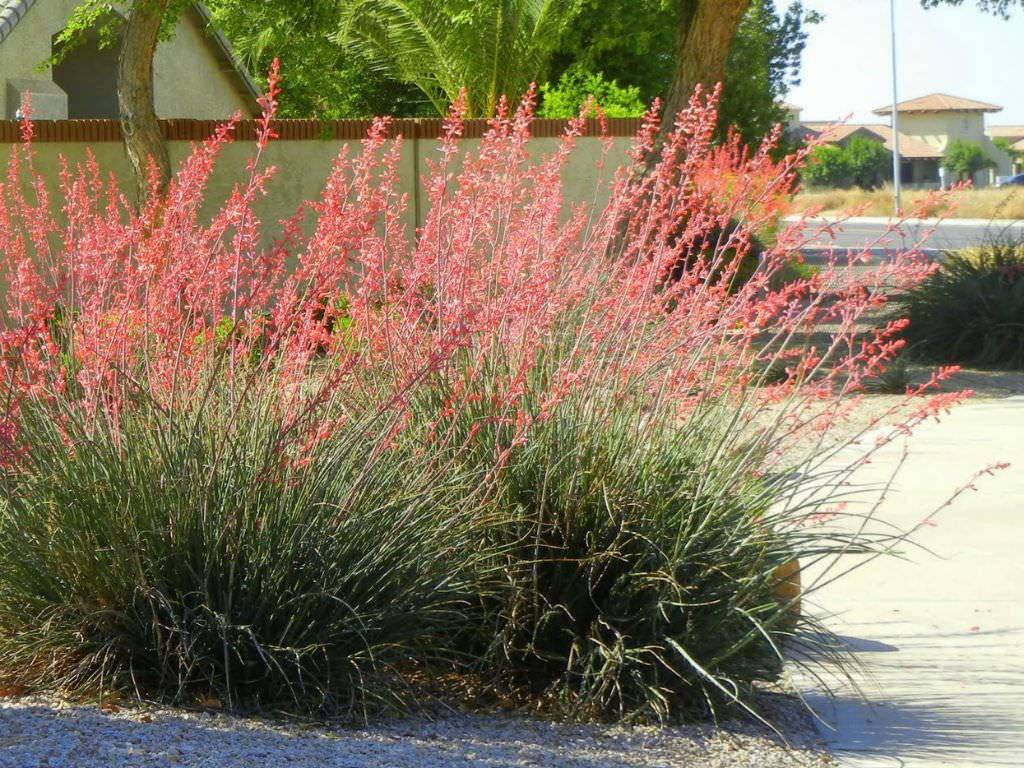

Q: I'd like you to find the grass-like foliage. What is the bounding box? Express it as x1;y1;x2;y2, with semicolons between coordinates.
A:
0;390;484;714
0;67;967;721
892;243;1024;369
475;396;800;721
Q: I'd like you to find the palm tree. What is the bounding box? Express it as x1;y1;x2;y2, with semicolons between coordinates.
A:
336;0;580;118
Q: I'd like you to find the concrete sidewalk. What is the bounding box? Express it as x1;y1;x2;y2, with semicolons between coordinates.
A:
799;396;1024;767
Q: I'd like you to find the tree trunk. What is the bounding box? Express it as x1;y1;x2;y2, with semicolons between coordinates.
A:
662;0;751;128
118;0;172;202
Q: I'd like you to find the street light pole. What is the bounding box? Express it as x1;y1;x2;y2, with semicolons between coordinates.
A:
889;0;902;216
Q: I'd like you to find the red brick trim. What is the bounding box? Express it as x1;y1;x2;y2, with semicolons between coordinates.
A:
0;117;643;143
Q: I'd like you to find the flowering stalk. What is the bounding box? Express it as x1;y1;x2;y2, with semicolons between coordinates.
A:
0;77;964;477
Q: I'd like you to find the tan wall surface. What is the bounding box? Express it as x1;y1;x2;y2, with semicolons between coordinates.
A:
0;0;75;116
0;130;636;240
899;112;1012;183
900;112;986;150
153;14;251;118
0;0;249;118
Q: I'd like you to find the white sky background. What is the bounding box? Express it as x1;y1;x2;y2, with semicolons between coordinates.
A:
782;0;1024;126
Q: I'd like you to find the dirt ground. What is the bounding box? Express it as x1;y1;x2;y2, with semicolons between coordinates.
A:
922;366;1024;399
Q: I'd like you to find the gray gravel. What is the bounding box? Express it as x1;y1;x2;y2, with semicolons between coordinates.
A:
0;695;833;767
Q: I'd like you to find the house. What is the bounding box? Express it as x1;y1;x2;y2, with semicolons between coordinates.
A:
780;101;803;130
986;125;1024;175
0;0;258;120
794;93;1013;188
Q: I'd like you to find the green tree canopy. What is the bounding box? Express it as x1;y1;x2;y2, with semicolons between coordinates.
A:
993;137;1022;163
544;0;818;144
335;0;581;118
803;136;891;190
54;0;823;181
921;0;1023;15
211;0;817;145
843;136;891;189
802;144;851;189
538;66;645;118
717;0;819;147
942;139;995;181
207;0;428;118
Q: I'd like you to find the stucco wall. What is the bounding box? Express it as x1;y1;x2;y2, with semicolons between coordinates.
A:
0;0;73;117
0;0;250;118
898;111;1012;184
0;133;635;237
899;112;987;151
153;12;251;118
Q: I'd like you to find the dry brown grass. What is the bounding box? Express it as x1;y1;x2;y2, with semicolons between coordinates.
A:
792;185;1024;220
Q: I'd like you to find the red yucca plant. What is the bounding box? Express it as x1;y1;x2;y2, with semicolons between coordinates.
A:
0;63;972;719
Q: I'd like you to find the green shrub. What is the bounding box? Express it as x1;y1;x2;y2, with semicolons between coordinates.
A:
769;257;819;290
0;390;483;715
0;374;820;723
540;66;646;118
942;139;995;183
891;244;1024;369
0;82;927;728
493;413;799;721
802;136;890;190
667;219;765;293
432;381;806;722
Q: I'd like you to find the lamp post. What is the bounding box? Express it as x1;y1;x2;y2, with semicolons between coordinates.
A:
889;0;902;216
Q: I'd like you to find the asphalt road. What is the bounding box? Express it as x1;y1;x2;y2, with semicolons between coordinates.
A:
786;217;1024;260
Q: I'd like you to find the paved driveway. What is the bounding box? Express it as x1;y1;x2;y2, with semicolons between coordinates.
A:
800;396;1024;767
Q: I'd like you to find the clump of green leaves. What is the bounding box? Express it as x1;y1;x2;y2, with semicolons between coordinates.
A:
942;139;995;183
539;66;645;118
208;0;429;118
548;0;819;148
0;388;486;715
335;0;582;117
803;136;891;190
892;243;1024;369
769;257;819;290
992;136;1022;165
478;402;800;722
860;355;912;394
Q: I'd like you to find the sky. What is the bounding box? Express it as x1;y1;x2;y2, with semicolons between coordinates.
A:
781;0;1024;126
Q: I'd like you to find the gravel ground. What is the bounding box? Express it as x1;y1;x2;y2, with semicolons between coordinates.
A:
0;695;833;768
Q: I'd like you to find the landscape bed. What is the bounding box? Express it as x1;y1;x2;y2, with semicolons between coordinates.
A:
0;74;967;741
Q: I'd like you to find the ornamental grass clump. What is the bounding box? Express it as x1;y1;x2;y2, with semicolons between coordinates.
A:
466;393;803;722
0;392;485;714
891;242;1024;369
0;65;967;720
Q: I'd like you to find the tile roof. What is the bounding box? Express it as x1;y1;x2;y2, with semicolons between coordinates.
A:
798;122;944;159
873;93;1002;115
987;125;1024;140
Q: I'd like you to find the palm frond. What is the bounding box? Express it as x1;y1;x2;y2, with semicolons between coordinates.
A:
336;0;580;116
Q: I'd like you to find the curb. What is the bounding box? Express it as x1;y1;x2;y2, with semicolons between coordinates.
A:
784;215;1024;228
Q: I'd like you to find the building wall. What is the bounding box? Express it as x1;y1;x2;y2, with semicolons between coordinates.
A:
897;112;1012;184
899;112;986;151
0;130;636;237
0;0;250;118
50;23;120;118
153;12;252;118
